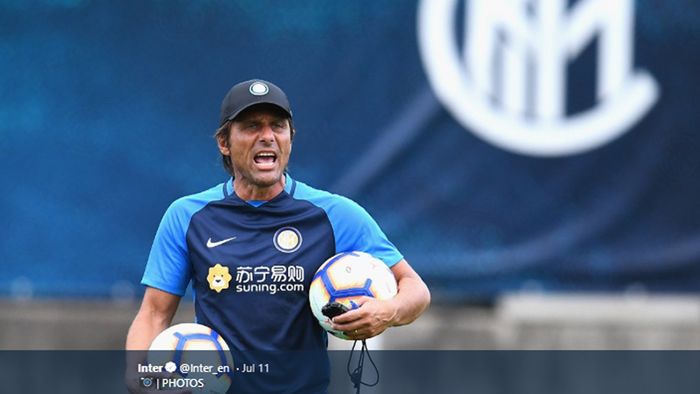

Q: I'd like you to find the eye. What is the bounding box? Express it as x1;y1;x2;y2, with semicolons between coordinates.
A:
272;120;288;130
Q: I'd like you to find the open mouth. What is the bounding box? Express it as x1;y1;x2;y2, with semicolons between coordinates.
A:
254;152;278;167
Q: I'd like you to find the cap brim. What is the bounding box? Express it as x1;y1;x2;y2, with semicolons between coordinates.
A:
223;100;292;124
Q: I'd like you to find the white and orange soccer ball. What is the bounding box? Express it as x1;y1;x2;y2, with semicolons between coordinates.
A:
148;323;234;394
309;251;398;339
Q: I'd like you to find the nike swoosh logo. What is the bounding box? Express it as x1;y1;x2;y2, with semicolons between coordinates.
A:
206;237;237;248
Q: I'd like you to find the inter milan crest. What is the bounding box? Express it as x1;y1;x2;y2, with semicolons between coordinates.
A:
249;81;269;96
273;227;302;253
417;0;659;156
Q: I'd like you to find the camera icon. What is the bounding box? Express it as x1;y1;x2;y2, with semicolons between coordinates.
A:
140;377;154;388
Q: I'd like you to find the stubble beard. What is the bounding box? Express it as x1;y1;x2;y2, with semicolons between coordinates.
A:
234;167;283;189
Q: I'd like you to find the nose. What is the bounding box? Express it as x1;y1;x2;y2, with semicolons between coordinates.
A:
259;123;274;142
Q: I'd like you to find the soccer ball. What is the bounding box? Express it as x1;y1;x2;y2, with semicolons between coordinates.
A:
148;323;234;394
309;251;398;339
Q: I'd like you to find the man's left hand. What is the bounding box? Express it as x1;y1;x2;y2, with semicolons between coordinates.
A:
330;297;398;340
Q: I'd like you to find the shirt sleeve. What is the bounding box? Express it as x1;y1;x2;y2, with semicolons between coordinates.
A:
328;197;404;268
141;199;192;296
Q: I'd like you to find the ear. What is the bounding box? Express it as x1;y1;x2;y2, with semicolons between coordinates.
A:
217;133;230;155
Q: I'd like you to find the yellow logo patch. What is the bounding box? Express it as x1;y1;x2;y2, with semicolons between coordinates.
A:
207;264;232;293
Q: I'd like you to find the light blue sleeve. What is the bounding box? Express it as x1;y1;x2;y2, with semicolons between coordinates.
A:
293;178;404;267
327;196;404;267
141;198;193;296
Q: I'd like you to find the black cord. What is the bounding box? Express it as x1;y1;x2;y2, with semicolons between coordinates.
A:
347;340;379;393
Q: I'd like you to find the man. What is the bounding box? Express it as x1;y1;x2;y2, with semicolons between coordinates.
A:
126;79;430;392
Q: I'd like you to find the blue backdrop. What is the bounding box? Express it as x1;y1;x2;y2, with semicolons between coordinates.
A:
1;0;699;300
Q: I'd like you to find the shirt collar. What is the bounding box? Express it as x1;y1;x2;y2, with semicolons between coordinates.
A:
225;174;293;198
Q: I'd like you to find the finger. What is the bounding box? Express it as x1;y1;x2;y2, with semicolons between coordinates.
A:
332;297;377;323
333;319;365;332
348;327;385;341
352;296;372;307
331;307;364;324
344;328;366;341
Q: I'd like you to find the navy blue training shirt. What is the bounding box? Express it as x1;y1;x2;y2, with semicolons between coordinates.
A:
141;174;403;393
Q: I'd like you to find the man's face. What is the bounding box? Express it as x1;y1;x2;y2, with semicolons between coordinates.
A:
220;104;292;189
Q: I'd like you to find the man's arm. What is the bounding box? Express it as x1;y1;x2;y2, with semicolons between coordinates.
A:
125;287;184;393
126;287;182;350
331;259;430;339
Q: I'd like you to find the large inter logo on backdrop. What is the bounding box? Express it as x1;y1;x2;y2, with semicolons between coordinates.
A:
418;0;659;156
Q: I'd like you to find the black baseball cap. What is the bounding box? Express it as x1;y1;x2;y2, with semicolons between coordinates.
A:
219;79;292;125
